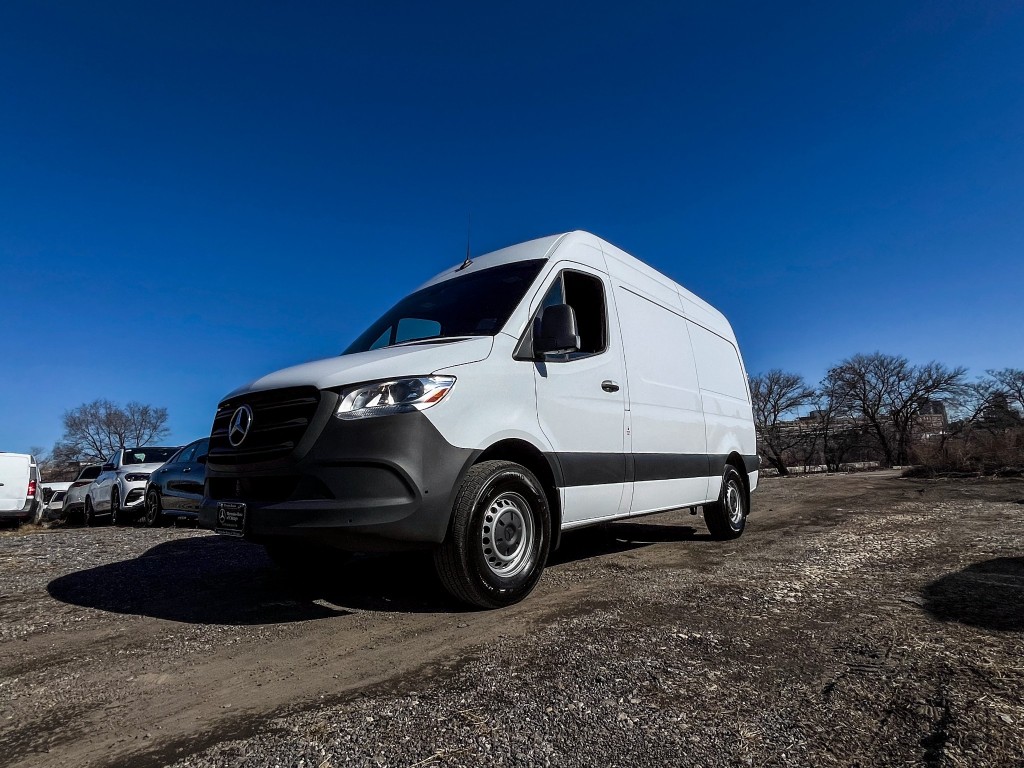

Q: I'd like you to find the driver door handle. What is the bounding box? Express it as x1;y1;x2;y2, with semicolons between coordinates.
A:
601;380;620;393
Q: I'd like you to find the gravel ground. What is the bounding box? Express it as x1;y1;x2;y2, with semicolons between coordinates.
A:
1;471;1022;768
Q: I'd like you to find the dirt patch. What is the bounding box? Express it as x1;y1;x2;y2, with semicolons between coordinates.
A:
1;471;1022;767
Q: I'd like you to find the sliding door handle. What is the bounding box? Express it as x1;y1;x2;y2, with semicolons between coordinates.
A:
601;380;620;393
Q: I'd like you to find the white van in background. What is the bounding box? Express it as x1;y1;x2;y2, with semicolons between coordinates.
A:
199;231;757;607
0;453;43;527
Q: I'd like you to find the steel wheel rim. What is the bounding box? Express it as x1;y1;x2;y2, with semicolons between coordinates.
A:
480;491;535;577
726;479;744;528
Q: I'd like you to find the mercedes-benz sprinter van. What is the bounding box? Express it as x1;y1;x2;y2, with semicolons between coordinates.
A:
199;232;758;607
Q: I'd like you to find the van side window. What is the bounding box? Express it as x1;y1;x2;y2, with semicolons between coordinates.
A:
563;272;606;356
522;270;607;361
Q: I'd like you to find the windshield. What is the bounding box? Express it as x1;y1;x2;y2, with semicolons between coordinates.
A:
122;448;177;465
344;259;546;355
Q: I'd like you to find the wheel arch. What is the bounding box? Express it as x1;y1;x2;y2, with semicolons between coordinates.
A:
725;450;751;512
475;439;562;550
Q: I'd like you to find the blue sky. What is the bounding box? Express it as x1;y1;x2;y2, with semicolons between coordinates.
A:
2;1;1023;454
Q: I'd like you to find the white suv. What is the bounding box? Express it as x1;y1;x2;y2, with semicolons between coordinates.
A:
85;447;179;526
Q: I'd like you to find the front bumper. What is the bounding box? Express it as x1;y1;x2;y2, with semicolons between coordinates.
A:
42;505;64;522
119;480;148;509
199;396;476;552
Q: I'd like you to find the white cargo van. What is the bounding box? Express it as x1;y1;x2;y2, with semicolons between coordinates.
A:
200;232;758;607
0;453;43;526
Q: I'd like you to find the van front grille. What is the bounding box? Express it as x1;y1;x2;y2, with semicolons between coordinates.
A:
209;387;320;465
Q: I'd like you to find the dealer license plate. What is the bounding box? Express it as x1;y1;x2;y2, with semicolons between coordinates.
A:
215;502;247;536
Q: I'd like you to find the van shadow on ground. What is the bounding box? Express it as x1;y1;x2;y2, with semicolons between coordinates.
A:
47;520;710;623
550;519;709;567
922;557;1024;632
46;536;462;622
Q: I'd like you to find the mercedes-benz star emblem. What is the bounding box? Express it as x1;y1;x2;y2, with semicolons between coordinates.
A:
228;404;254;447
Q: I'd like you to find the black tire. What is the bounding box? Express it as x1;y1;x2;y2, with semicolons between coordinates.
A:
433;460;551;609
144;489;164;527
110;487;123;526
264;539;351;578
84;497;98;528
704;465;748;540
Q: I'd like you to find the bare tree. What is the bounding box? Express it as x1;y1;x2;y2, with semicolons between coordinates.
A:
988;368;1024;413
815;369;861;471
749;370;815;476
828;353;967;466
52;399;170;464
942;379;1000;446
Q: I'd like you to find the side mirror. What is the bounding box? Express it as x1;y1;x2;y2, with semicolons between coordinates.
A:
533;304;580;357
197;454;208;464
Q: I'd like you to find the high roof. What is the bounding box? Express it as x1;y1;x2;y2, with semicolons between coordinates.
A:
420;230;733;341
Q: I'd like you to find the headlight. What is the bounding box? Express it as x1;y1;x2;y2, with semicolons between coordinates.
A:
125;473;150;482
336;376;456;420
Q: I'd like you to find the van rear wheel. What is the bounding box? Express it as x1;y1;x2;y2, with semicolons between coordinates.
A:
434;460;551;609
704;465;747;540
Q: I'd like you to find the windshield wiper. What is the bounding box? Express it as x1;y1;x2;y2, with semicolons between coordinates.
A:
387;335;476;348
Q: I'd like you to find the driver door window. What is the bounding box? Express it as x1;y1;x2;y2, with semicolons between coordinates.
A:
533;270;608;360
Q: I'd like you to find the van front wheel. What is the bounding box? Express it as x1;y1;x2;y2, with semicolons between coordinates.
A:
704;465;747;540
434;460;551;609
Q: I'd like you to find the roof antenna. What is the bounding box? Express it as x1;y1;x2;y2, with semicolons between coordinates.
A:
457;214;473;271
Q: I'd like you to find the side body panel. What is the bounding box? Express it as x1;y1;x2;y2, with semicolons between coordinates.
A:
428;232;756;531
613;283;711;513
0;454;31;513
689;321;757;498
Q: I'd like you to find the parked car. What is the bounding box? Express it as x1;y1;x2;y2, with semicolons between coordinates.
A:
144;438;209;526
85;447;180;526
62;464;102;524
41;490;68;521
0;453;43;527
198;231;758;608
41;482;72;501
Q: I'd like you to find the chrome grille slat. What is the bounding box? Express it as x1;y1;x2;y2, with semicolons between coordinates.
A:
208;386;320;465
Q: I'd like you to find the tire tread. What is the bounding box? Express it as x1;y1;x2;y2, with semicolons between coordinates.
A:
704;464;747;540
434;460;548;609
